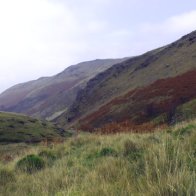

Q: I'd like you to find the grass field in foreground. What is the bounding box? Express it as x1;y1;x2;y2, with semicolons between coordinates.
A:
0;120;195;196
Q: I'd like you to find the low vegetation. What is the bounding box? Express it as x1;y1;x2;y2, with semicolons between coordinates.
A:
0;112;71;143
16;154;45;174
0;120;195;195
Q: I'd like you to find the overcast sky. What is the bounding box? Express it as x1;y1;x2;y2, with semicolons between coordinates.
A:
0;0;196;93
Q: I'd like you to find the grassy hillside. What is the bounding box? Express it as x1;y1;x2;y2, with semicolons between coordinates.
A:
78;70;196;132
0;120;195;195
0;112;70;143
0;59;127;120
60;30;196;129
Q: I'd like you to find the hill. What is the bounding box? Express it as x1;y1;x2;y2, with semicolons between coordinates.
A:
0;112;70;143
57;30;196;131
0;119;195;195
0;58;127;120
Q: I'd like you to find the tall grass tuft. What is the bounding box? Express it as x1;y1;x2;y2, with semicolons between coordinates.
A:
16;154;45;174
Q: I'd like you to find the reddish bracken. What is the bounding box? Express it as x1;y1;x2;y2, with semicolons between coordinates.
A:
79;69;196;133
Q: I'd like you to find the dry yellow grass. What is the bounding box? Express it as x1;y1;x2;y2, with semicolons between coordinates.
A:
0;120;195;196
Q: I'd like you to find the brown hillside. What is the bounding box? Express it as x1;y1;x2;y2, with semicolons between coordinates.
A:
58;30;196;128
78;69;196;132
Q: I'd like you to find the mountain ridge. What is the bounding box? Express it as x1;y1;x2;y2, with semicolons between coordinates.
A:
0;31;196;132
0;58;128;119
57;30;196;130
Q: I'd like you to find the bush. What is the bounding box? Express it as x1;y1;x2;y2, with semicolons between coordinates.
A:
0;169;15;186
16;154;45;174
99;147;117;157
123;140;143;161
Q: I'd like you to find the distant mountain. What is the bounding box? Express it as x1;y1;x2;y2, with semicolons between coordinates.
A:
57;30;196;131
0;58;127;120
0;112;70;143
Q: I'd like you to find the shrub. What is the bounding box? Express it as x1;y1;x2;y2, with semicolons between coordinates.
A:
123;140;143;161
0;169;15;186
16;154;45;174
99;147;117;157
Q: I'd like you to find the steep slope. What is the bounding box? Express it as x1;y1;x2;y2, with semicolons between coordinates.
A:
0;112;70;143
79;70;196;132
58;30;196;130
0;59;126;119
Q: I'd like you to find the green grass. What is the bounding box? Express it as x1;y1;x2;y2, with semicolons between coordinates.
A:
16;154;45;174
175;99;196;122
0;120;195;195
0;112;71;143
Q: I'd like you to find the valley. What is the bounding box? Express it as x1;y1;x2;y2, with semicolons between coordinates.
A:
0;30;195;196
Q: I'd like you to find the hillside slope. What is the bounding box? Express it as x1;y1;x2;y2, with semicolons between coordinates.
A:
58;30;196;130
0;59;127;120
0;112;70;143
80;71;196;132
